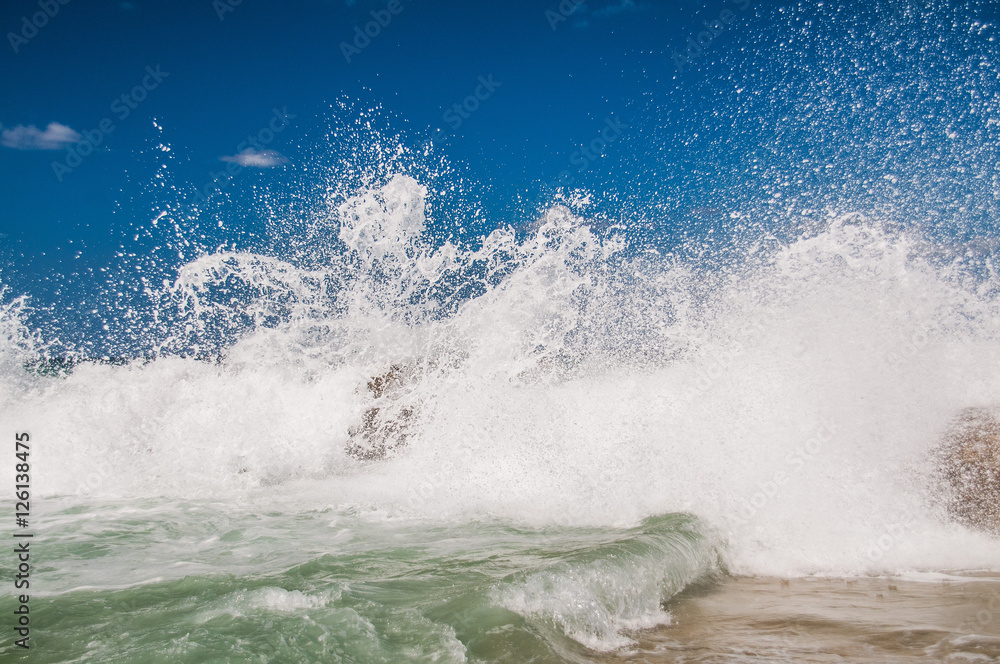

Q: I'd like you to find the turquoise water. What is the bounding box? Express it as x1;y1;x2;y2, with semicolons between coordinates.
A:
1;504;717;663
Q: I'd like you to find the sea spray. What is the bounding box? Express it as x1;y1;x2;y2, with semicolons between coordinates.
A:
4;190;999;580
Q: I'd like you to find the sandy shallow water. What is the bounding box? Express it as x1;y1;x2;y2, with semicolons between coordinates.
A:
608;574;1000;663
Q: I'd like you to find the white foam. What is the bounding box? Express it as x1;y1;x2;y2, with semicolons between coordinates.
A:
3;177;1000;579
220;587;338;615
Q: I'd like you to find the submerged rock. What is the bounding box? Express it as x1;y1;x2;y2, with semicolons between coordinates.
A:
934;407;1000;535
346;364;419;461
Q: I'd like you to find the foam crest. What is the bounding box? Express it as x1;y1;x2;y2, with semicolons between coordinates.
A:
338;173;427;261
215;587;339;616
494;515;718;651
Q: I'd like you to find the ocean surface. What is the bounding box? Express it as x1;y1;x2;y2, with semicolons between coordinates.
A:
3;2;1000;662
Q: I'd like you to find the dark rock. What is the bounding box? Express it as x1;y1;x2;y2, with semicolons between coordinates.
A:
346;364;420;460
933;407;1000;535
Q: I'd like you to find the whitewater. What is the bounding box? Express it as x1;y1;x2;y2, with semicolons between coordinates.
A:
3;1;1000;660
1;169;999;661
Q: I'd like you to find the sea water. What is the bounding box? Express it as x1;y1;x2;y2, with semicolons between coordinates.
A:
2;172;999;661
3;2;1000;662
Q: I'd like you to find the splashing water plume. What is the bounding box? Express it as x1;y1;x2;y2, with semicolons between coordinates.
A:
2;4;1000;658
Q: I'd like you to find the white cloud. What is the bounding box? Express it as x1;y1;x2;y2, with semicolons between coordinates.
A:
219;148;289;168
1;122;82;150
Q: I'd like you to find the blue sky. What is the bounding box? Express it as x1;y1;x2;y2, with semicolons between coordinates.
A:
1;0;715;254
2;0;999;352
0;0;748;314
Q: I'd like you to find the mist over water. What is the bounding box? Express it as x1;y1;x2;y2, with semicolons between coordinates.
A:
2;1;1000;659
